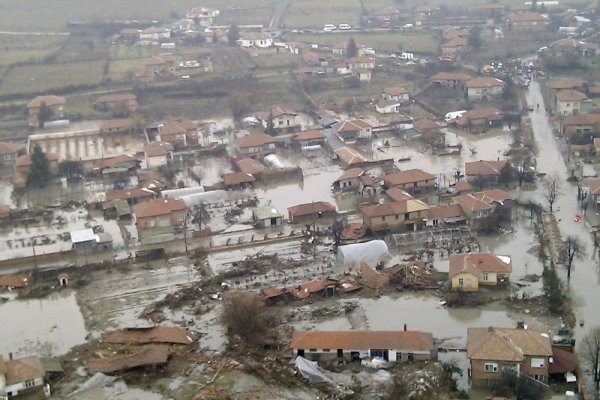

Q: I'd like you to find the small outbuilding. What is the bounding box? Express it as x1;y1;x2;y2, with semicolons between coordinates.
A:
70;229;97;255
252;206;284;228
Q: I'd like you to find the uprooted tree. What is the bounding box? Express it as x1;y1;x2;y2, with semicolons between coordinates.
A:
221;291;278;346
580;326;600;390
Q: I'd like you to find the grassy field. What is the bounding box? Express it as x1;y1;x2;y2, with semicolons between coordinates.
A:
0;36;66;66
283;0;362;28
109;44;155;61
0;61;105;96
107;59;146;82
289;31;440;55
253;49;301;69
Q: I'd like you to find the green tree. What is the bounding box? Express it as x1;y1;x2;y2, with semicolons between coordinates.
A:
265;109;275;134
347;37;358;58
37;101;53;128
26;145;51;188
468;27;483;50
228;24;240;46
58;160;84;179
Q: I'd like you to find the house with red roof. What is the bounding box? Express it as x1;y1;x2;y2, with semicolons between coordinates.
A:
449;252;512;291
133;198;187;234
383;169;436;194
331;119;372;143
291;130;326;148
466;77;505;100
234;133;277;157
465;159;512;186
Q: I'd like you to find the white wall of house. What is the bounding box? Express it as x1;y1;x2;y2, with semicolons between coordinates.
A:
467;86;503;99
293;348;430;362
3;377;44;397
557;100;580;115
146;155;169;169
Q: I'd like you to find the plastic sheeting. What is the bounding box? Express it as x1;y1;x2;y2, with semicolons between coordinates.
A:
293;357;352;387
177;190;228;207
161;187;204;198
263;154;285;169
337;240;391;267
71;373;127;395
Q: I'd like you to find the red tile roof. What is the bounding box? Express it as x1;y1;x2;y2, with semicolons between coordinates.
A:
383;169;435;186
15;152;59;167
384;86;408;96
106;187;156;202
430;72;473;82
291;330;433;352
293;129;326;141
288;201;336;218
0;142;19;154
386;187;414;202
222;171;255;186
452;193;493;212
336;167;364;181
465;160;509;176
468;327;552;362
466;77;505;89
555;89;587;102
235;133;276;148
27;95;65;109
547;79;584;90
332;119;372;133
428;204;465;220
145;141;173;157
334;147;367;166
233;156;267;175
449;252;512;278
133;198;186;218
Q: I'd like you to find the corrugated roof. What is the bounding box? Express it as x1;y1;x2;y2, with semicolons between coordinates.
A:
291;330;433;352
70;228;96;244
102;326;197;345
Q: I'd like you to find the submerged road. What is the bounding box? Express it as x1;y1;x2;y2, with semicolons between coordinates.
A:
524;80;600;343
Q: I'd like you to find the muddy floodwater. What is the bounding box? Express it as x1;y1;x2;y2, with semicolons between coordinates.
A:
293;293;558;350
0;290;86;358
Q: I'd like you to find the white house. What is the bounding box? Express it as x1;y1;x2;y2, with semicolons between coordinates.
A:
555;89;588;116
252;206;284;228
0;355;46;399
376;100;401;114
291;330;434;362
260;106;299;129
382;86;410;103
139;27;171;45
466;77;505;100
144;141;173;169
240;32;273;48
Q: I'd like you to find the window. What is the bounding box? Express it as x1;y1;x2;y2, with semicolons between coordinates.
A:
395;215;399;220
177;213;185;222
531;358;545;368
25;380;35;388
382;216;386;221
482;273;489;281
322;349;330;352
533;374;545;381
413;182;417;187
309;348;317;352
458;278;464;286
484;362;498;372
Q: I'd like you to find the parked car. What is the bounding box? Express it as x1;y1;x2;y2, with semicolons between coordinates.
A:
323;24;337;32
339;23;352;30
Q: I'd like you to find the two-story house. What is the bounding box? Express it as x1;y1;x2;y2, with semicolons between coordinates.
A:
383;169;436;194
291;130;327;149
451;189;513;220
26;95;66;127
561;113;600;137
360;197;430;232
382;86;410;103
466;77;505;100
429;72;473;90
346;56;375;71
465;160;512;186
144;141;173;169
234;133;277;158
331;119;372;143
261;106;299;130
158;120;199;149
554;90;588;116
0;142;20;168
240;32;273;48
467;327;553;384
508;12;549;32
333;168;365;191
133;197;187;233
93;93;138;113
449;252;512;291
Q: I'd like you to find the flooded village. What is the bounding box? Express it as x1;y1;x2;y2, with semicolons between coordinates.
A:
2;1;600;399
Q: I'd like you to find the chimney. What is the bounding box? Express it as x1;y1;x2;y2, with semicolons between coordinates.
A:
404;323;407;331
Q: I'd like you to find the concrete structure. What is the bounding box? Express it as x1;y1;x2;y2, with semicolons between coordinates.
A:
331;119;372;143
465;160;511;186
382;86;410;103
144;142;173;169
361;195;430;232
288;201;336;223
252;206;283;228
291;330;434;362
468;327;552;383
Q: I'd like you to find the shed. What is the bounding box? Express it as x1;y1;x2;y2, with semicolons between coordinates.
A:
70;229;97;254
96;232;113;251
337;240;391;267
252;206;284;228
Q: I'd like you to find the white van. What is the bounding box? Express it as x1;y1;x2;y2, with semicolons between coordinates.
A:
339;23;352;30
323;24;337;32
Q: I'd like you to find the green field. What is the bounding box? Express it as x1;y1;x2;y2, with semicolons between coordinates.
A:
289;31;440;55
0;36;66;66
0;61;105;96
283;0;362;28
109;44;155;61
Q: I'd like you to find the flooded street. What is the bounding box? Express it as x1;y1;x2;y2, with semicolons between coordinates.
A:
524;80;600;342
0;290;86;358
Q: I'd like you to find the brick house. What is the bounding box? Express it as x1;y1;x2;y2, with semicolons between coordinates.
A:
332;119;372;143
554;89;588;116
429;72;472;90
133;198;187;232
465;160;511;186
234;133;277;157
467;327;552;384
93;93;138;113
361;196;429;232
383;169;436;194
144;142;173;169
466;77;505;100
26;95;65;127
0;142;20;167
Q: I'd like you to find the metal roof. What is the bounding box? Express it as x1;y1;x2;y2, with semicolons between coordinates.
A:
70;228;96;244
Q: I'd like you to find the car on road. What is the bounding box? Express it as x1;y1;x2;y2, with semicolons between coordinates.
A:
323;24;337;32
339;23;352;30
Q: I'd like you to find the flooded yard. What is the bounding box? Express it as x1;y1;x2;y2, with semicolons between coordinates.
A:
0;290;87;358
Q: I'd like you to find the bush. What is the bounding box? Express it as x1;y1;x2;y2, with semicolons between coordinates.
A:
221;291;278;346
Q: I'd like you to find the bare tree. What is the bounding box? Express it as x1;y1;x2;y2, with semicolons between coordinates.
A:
332;217;347;249
580;326;600;390
562;236;584;281
543;173;561;212
221;291;278;346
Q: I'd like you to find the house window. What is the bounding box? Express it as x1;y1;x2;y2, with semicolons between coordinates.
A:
413;182;417;187
531;358;545;368
177;214;185;222
534;374;545;381
25;380;35;388
484;362;498;372
566;103;571;107
309;348;317;352
382;216;386;221
458;278;464;286
395;215;399;220
323;349;330;352
3;154;11;161
404;213;409;220
482;273;489;281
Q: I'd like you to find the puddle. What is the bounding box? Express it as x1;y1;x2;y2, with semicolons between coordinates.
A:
0;290;87;358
